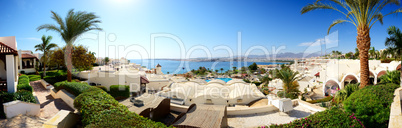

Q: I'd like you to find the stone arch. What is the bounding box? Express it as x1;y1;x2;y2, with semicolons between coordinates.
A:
324;78;340;96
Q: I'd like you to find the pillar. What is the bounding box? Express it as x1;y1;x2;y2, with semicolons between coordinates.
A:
6;55;16;93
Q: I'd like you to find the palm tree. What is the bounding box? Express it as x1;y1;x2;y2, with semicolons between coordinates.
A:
34;35;58;77
37;9;102;82
302;0;402;88
275;68;301;97
220;68;224;74
369;47;376;59
385;26;402;86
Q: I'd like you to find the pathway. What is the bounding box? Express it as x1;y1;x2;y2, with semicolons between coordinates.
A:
30;81;74;119
0;115;46;128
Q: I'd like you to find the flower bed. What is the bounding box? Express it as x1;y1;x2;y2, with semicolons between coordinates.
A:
267;107;364;128
73;83;169;127
17;75;33;92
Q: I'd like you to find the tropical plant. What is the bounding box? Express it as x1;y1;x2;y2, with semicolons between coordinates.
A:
34;35;57;76
260;75;272;87
385;26;402;85
334;83;360;103
345;52;353;59
220;68;224;74
378;70;400;85
37;9;102;82
49;48;65;71
301;0;402;88
274;68;301;98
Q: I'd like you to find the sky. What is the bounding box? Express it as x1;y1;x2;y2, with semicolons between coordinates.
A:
1;0;402;59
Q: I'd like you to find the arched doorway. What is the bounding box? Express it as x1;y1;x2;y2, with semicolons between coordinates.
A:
342;74;359;88
325;79;340;96
369;71;376;85
377;70;387;83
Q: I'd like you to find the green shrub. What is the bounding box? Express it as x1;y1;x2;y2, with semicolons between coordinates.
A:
17;75;33;92
109;85;130;100
378;70;400;85
73;86;169;127
277;91;299;99
343;83;399;128
269;107;364;128
14;90;37;103
96;86;107;92
334;83;360;103
307;96;333;104
1;90;37;119
54;81;97;96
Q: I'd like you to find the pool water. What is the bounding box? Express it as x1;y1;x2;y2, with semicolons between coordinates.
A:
205;78;233;82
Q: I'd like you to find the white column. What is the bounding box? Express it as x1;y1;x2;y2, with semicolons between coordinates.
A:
6;55;16;93
18;50;22;70
33;59;36;69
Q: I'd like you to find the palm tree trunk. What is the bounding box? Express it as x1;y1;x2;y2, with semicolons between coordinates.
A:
43;53;46;77
66;44;72;82
357;26;371;88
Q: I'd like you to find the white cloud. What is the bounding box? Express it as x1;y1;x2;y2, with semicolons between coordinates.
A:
23;37;41;41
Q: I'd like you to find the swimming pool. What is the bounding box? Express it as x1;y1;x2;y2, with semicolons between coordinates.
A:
205;78;233;82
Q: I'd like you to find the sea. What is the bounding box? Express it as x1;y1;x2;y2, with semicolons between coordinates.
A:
129;59;285;74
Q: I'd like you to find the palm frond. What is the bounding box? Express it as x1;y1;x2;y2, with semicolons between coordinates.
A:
328;20;347;34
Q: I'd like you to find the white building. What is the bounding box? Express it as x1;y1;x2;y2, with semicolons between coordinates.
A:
18;50;40;74
0;36;20;93
292;58;401;96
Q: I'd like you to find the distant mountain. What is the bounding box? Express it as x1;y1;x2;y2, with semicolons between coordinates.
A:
241;52;322;59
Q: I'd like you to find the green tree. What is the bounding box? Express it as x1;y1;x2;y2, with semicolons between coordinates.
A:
345;52;353;59
49;48;64;71
302;0;402;88
220;68;224;74
104;57;110;65
385;26;402;86
37;9;102;82
34;35;57;76
378;70;400;85
354;48;360;59
248;62;258;71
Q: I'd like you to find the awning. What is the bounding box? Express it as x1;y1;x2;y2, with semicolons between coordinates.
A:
140;76;149;84
0;42;18;55
314;72;320;77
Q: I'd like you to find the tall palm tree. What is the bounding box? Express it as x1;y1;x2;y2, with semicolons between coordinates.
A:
385;26;402;86
220;68;224;74
35;35;58;76
302;0;402;88
37;9;102;82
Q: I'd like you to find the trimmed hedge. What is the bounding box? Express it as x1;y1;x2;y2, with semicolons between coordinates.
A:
95;86;107;92
17;75;33;92
0;90;37;118
109;85;130;100
307;96;333;104
343;83;399;128
54;81;96;96
268;107;364;128
73;84;169;127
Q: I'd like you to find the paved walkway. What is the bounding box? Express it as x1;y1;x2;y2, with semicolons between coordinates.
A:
0;115;46;128
227;105;316;128
30;81;74;119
